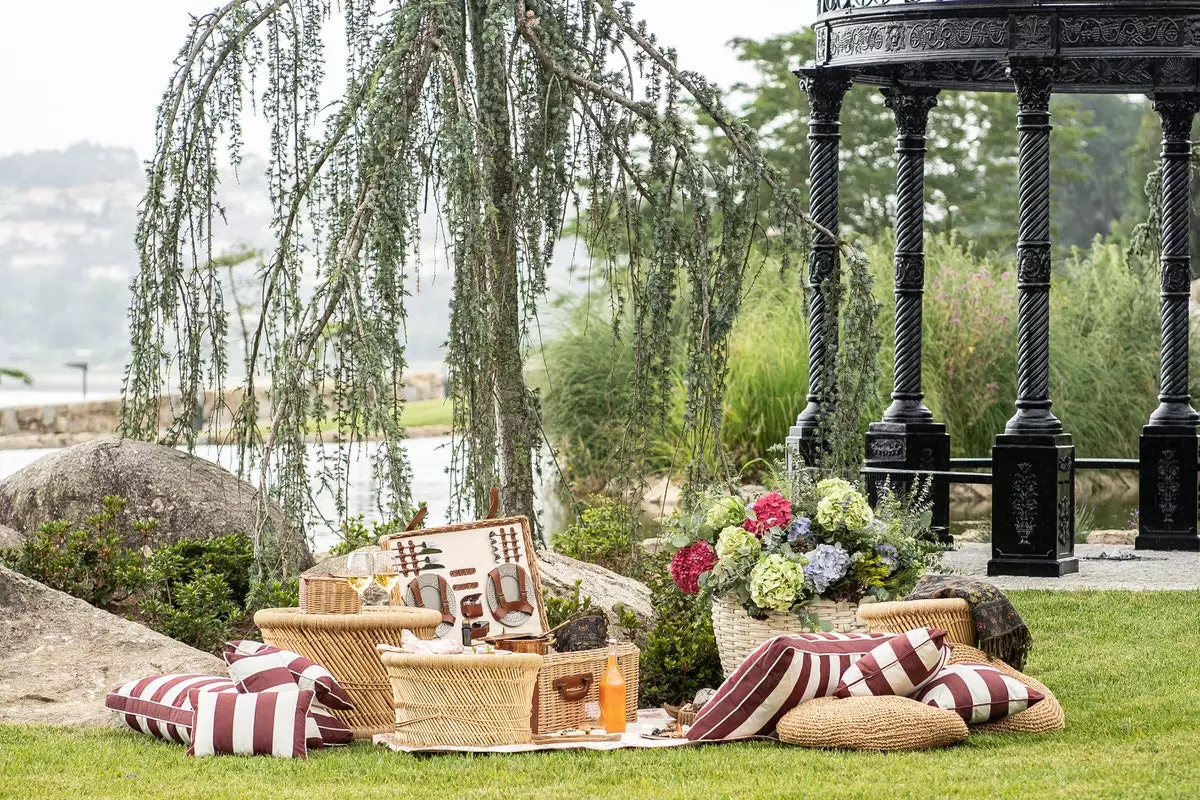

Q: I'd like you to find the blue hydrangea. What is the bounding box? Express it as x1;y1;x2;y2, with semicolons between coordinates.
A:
876;542;900;573
802;543;851;595
786;516;813;543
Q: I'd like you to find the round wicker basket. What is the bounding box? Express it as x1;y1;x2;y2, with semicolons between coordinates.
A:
254;606;441;738
381;651;544;747
711;595;868;677
855;599;976;646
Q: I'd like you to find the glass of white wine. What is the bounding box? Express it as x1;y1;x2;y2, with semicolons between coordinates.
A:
372;550;401;607
345;550;375;608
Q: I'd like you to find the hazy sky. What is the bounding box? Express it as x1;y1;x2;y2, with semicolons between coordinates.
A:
0;0;815;158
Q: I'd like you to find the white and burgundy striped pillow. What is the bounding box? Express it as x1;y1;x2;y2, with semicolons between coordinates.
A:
105;674;238;745
914;663;1044;725
686;631;897;742
187;688;314;758
223;640;354;711
834;627;950;699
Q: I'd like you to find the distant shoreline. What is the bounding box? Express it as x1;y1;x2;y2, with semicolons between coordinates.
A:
0;425;452;452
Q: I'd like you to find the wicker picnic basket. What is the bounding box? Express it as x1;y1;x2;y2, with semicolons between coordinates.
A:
298;574;363;614
856;599;976;646
711;595;868;677
381;651;544;747
255;607;441;738
532;643;639;734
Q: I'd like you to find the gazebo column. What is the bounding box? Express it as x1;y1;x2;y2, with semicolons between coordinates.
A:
787;68;853;464
989;60;1078;577
865;86;951;542
1137;94;1200;552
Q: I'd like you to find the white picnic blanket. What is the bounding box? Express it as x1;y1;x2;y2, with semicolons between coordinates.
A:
373;710;694;754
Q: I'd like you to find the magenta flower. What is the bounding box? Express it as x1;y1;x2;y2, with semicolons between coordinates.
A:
743;491;794;535
670;541;718;595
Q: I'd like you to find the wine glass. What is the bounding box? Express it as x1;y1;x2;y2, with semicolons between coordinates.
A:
345;550;375;607
373;550;401;606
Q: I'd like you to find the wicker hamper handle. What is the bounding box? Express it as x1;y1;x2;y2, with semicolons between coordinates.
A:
553;673;593;702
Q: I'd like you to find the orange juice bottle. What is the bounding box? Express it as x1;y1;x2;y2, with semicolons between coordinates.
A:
598;639;627;733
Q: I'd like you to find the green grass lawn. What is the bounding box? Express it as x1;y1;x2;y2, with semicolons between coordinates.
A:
3;591;1199;799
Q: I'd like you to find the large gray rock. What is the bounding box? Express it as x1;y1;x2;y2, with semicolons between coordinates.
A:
306;549;656;627
536;550;655;627
0;438;310;566
0;565;225;727
0;523;20;550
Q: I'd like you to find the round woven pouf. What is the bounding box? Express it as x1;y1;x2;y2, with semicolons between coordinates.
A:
381;651;544;747
856;599;976;646
777;696;968;751
948;643;1066;734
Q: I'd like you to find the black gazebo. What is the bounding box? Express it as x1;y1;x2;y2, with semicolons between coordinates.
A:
789;0;1200;576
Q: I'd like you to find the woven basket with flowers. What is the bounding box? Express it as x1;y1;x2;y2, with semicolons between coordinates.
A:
665;469;941;676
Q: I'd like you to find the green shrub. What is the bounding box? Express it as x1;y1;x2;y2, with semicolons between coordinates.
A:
138;534;256;653
0;495;149;607
544;579;602;629
638;553;723;707
539;304;641;492
328;509;424;557
143;533;254;601
550;496;638;574
140;571;246;654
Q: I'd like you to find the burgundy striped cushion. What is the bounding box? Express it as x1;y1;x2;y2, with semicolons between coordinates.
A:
834;627;950;699
187;689;314;758
224;640;354;711
915;663;1044;725
105;674;238;744
309;705;354;747
686;632;897;741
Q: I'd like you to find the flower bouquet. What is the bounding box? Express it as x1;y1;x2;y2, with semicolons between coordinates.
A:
666;472;940;675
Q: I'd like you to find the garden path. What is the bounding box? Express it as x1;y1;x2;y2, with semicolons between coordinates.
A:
942;543;1200;590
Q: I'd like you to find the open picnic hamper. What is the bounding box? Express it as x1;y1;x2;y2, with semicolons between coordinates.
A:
376;513;640;744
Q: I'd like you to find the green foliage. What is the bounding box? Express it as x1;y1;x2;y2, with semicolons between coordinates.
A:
717;31;1113;255
638;553;723;707
550;496;638;574
140;571;246;655
543;579;602;629
141;534;254;602
138;534;256;653
539;304;640;492
0;367;32;385
0;496;150;607
330;515;404;558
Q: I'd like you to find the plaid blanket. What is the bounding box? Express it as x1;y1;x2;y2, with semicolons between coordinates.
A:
906;575;1032;671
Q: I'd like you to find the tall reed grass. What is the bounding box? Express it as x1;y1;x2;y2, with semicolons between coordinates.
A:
542;233;1195;487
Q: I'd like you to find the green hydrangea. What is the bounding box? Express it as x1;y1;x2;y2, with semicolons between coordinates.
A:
816;477;854;498
702;495;746;534
715;525;761;560
750;555;804;612
816;489;875;532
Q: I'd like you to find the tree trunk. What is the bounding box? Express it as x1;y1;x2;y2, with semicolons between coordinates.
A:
470;0;536;526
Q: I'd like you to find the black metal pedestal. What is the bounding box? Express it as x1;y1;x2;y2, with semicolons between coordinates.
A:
865;422;951;543
1137;427;1200;551
989;433;1078;577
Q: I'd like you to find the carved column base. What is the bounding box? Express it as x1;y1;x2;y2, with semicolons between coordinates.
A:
989;433;1078;577
786;414;823;469
865;421;951;543
1137;426;1200;551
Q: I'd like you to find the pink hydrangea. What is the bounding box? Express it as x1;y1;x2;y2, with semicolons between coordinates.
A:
743;491;793;535
670;541;718;595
